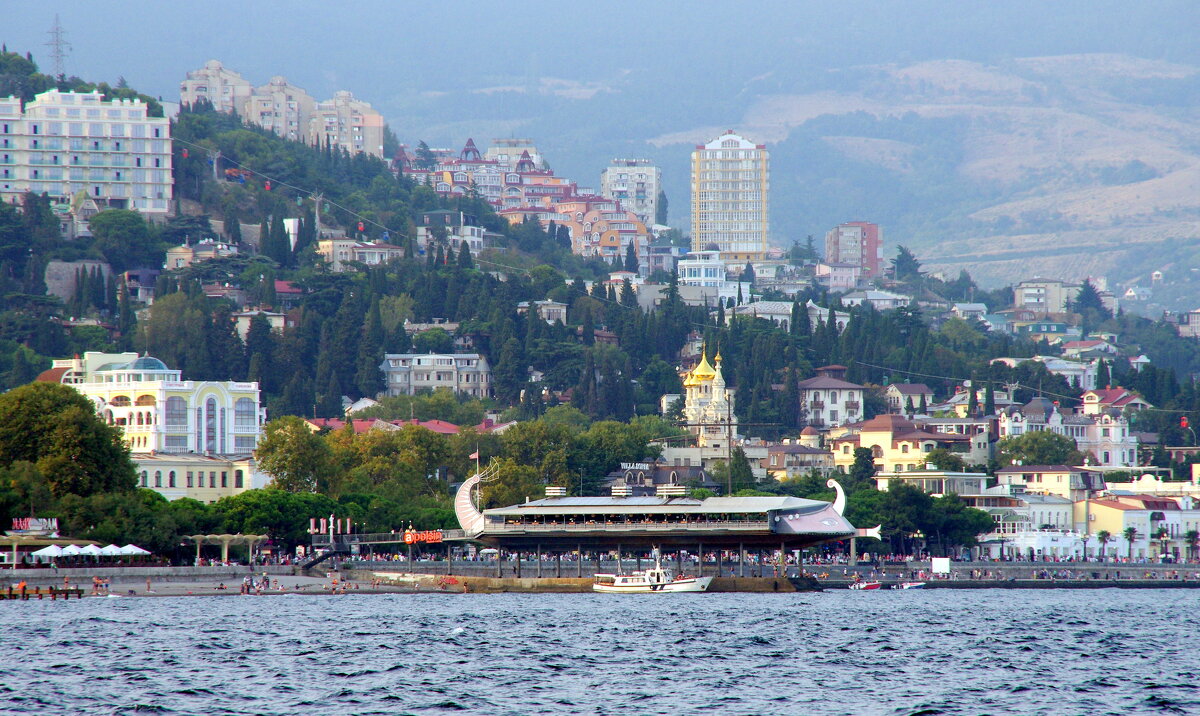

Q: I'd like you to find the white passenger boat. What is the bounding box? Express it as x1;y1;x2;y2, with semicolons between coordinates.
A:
593;552;713;593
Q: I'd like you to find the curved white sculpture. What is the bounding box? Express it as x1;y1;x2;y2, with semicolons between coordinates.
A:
454;468;490;537
825;479;847;516
857;524;882;540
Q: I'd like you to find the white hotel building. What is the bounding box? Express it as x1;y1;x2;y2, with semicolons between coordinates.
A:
37;352;266;503
0;90;172;214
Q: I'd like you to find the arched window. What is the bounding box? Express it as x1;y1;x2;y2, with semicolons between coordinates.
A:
165;396;187;429
168;471;176;488
205;397;217;453
154;471;162;488
871;445;883;459
235;398;256;429
141;470;148;487
135;394;156;406
235;470;244;489
110;395;131;407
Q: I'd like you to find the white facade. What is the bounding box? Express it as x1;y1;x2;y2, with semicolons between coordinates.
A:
998;397;1138;467
379;353;492;398
690;131;769;261
601;159;660;228
0;90;172;214
40;352;264;457
798;375;865;429
677;250;749;304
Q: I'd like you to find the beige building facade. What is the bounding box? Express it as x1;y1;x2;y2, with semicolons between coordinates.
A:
690;130;769;262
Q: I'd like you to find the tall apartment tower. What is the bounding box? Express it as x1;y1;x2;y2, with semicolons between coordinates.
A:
179;60;254;113
824;222;883;277
600;158;660;228
690;130;769;262
308;91;385;158
0;90;172;214
243;76;315;143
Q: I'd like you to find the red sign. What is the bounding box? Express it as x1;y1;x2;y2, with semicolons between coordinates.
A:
403;529;444;544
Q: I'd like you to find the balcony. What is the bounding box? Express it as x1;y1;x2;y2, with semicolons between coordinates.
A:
808;400;825;410
844;401;860;412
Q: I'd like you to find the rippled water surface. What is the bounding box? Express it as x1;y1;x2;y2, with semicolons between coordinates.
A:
2;589;1198;715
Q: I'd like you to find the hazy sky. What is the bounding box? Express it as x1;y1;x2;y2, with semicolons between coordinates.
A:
6;1;1198;247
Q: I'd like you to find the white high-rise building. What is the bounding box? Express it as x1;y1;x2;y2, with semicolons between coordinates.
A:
0;90;172;214
179;60;255;113
690;130;769;262
600;158;660;228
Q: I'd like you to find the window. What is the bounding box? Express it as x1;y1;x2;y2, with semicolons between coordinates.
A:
209;471;216;488
235;470;244;489
165;397;187;428
154;471;162;488
235;398;256;429
221;472;228;488
186;471;193;488
141;470;148;487
168;471;176;488
205;397;217;452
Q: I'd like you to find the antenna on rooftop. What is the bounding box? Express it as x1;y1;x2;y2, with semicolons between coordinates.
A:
45;15;71;78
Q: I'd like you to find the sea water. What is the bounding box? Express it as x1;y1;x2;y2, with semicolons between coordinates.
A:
1;590;1196;715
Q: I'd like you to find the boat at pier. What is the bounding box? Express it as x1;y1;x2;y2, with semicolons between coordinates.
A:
593;550;713;593
893;582;926;590
848;581;882;590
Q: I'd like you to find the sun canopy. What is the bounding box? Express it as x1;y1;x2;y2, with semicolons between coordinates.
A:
60;544;83;556
30;545;63;557
99;544;123;556
80;544;104;556
119;544;151;555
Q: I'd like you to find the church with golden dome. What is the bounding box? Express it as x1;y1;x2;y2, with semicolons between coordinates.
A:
681;346;738;449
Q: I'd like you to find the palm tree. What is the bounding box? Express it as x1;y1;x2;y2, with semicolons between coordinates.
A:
1096;530;1111;562
1123;526;1138;561
1186;530;1199;562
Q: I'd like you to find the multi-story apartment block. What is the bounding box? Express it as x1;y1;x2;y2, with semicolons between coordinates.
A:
601;158;660;228
379;353;492;398
244;76;316;143
824;221;883;278
308;90;385;158
1013;278;1081;315
0;90;172;214
179;62;383;157
179;60;254;113
690;130;769;263
483;138;546;171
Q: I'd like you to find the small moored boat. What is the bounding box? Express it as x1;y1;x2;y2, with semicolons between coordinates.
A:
848;581;882;590
593;550;713;593
893;581;926;590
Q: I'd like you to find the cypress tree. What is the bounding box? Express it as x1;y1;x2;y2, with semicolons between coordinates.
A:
984;383;996;415
458;240;474;270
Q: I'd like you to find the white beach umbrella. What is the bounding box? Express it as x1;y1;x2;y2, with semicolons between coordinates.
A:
31;545;63;558
80;544;104;557
99;544;123;556
60;544;83;556
119;544;151;555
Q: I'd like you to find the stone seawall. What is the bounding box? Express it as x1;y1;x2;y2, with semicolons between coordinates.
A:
5;565;295;587
355;570;803;594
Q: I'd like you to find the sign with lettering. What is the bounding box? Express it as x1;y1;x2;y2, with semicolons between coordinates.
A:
403;529;444;544
620;462;653;471
11;517;58;532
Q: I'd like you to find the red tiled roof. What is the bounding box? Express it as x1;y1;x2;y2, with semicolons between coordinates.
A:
275;280;302;294
35;367;69;383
